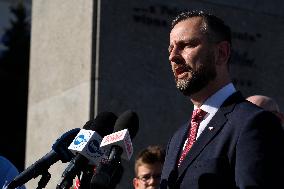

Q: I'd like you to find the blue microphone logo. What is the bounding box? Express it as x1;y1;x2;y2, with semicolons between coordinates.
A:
74;134;87;145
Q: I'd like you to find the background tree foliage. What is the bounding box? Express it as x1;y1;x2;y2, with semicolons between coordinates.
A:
0;1;30;171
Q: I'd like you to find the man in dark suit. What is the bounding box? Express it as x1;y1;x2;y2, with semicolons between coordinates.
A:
160;10;284;189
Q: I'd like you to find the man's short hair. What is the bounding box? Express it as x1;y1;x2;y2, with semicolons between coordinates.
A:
134;145;165;176
171;10;232;45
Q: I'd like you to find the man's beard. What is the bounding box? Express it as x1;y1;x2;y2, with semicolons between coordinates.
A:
176;54;217;96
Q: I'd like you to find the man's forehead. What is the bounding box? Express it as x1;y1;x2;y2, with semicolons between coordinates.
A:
170;28;205;46
170;18;204;38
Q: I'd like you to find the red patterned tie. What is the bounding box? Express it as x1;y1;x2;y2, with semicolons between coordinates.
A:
178;108;207;166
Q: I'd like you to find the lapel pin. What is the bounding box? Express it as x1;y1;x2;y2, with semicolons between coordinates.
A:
208;127;214;130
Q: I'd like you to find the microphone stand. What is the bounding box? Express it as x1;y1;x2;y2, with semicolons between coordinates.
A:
90;146;124;189
7;170;52;189
36;171;51;189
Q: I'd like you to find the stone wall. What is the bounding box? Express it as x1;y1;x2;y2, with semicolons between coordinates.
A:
26;0;94;188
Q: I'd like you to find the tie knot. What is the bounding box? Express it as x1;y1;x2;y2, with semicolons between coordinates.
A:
191;109;207;122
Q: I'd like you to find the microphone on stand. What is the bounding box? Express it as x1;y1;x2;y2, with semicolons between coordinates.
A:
56;112;117;189
90;110;139;189
6;128;80;189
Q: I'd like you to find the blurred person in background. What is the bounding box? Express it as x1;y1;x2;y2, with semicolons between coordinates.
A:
133;145;165;189
0;156;26;189
246;95;284;126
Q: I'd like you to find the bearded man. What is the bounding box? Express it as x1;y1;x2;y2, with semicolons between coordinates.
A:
160;10;284;189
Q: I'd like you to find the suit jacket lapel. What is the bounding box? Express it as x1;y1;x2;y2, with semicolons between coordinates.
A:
160;123;188;188
177;92;244;179
168;123;188;171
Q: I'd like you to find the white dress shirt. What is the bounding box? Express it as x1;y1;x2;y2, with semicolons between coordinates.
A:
183;83;236;149
196;83;236;139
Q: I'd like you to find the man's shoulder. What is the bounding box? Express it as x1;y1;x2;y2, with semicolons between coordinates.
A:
222;91;265;117
227;99;282;128
233;99;270;116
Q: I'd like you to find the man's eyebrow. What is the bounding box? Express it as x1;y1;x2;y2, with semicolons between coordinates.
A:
168;38;199;52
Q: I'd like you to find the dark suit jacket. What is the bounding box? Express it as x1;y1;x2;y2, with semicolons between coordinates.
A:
160;92;284;189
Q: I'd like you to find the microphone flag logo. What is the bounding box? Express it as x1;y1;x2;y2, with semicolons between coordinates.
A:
68;129;107;165
74;135;87;145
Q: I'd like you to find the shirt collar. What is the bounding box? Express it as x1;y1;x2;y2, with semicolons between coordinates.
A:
194;83;236;114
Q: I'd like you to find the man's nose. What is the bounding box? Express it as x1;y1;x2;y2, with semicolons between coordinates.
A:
169;46;182;64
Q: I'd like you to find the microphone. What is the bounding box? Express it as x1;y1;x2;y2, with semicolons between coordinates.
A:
56;112;117;189
6;128;81;189
90;110;139;189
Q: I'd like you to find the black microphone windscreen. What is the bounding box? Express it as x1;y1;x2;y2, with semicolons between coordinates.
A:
83;112;117;137
52;128;81;162
114;110;139;139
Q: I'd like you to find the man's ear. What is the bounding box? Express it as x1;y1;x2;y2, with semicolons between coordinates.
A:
216;41;231;65
133;178;139;189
